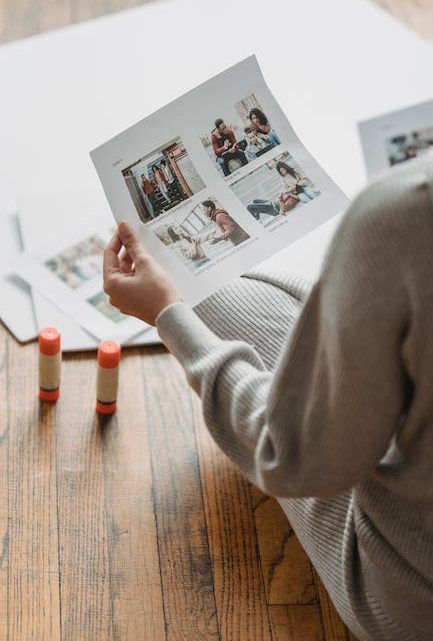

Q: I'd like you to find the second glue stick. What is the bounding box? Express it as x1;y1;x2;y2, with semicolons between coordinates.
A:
96;340;121;415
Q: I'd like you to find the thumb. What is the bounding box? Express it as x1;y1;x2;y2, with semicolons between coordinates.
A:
118;222;144;262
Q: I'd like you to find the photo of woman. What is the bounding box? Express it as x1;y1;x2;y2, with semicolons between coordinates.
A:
248;107;281;148
230;152;320;225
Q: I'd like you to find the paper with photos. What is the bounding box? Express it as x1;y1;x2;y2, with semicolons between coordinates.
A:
91;56;348;305
15;225;147;343
359;99;433;178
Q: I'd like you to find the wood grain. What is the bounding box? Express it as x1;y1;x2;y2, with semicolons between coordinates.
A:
1;1;430;640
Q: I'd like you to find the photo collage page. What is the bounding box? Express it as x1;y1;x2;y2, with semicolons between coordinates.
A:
122;94;321;275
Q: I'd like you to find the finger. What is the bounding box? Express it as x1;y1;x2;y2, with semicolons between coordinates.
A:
119;247;134;274
118;222;145;263
103;232;122;278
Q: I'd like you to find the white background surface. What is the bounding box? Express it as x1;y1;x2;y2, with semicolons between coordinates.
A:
1;0;433;336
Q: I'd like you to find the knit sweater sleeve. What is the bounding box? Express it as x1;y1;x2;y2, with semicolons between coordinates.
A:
157;178;411;498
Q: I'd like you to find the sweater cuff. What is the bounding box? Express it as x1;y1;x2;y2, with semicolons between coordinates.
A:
156;302;221;364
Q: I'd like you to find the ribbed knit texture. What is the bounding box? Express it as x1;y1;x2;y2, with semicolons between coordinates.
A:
157;157;433;641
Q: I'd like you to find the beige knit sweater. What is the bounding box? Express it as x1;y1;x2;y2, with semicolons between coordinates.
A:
157;157;433;641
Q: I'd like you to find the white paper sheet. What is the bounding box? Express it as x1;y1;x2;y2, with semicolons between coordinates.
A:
15;217;151;344
0;193;37;342
91;56;348;306
17;197;160;351
359;99;433;178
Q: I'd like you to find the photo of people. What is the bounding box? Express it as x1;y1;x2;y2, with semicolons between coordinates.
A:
87;291;126;324
231;152;320;225
122;137;206;224
200;94;281;178
153;197;250;272
44;235;105;289
386;126;433;166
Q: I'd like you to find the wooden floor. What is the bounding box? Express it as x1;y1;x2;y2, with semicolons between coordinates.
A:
0;1;429;640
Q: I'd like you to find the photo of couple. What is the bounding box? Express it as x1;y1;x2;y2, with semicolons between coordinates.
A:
122;137;206;224
386;126;433;166
153;198;250;272
231;152;320;225
201;94;281;178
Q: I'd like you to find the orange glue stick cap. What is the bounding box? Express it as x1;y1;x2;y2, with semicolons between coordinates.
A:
98;340;121;369
38;327;61;355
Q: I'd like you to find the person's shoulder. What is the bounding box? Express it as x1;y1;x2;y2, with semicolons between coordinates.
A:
344;156;433;240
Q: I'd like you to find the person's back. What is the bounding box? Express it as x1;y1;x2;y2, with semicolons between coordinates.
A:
159;157;433;640
103;157;433;641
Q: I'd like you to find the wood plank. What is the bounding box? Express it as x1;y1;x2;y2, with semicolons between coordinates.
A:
0;0;70;43
270;604;324;641
140;350;220;641
0;325;9;640
250;487;317;606
6;338;61;641
375;0;433;41
55;351;111;641
192;395;273;641
314;573;357;641
100;347;166;641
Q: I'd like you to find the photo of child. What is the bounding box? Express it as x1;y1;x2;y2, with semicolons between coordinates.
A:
153;198;250;272
231;151;320;225
44;235;105;289
386;126;433;166
87;291;127;324
200;94;280;178
122;137;206;224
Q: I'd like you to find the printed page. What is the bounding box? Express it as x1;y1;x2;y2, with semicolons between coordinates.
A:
359;99;433;178
15;225;147;343
91;56;348;306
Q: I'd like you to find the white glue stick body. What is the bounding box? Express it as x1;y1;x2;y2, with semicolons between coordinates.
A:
38;327;61;402
96;340;121;415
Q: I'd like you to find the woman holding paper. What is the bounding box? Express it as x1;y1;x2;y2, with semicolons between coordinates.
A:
103;157;433;641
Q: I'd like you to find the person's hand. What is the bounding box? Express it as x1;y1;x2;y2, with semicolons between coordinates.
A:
103;222;181;326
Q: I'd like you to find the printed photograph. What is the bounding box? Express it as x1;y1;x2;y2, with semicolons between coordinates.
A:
122;137;206;224
44;235;105;289
386;126;433;166
153;197;250;272
231;151;320;225
200;94;281;178
87;291;127;324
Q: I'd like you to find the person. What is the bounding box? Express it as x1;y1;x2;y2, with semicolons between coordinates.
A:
248;107;281;147
160;159;175;186
152;163;170;204
246;198;280;220
201;199;250;246
276;160;318;202
103;156;433;641
166;225;210;268
141;173;158;217
244;127;273;161
211;119;248;176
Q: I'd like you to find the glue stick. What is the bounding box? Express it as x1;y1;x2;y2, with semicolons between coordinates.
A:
96;340;121;415
38;327;61;401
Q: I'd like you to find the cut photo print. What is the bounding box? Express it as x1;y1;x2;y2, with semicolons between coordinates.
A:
200;93;281;180
386;126;433;167
122;137;206;224
87;291;127;324
152;197;250;273
231;151;320;226
44;235;105;289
